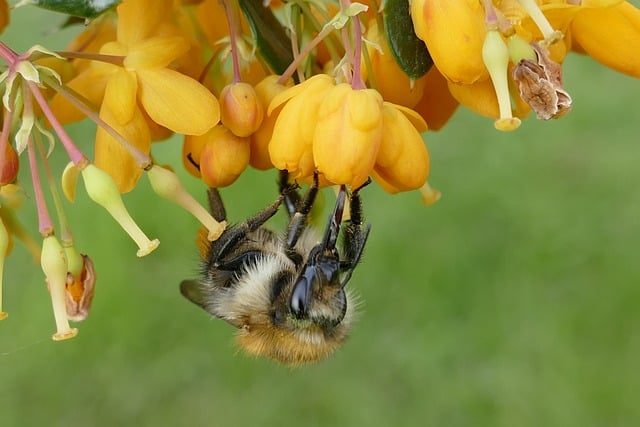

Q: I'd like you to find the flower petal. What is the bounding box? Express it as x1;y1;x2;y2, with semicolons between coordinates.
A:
94;105;151;193
571;1;640;78
103;68;138;126
124;36;190;69
136;68;220;135
116;0;173;45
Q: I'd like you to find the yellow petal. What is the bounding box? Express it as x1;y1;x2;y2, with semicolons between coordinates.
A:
116;0;173;45
313;85;383;189
94;105;151;193
411;0;488;84
268;74;333;115
571;1;640;78
136;68;220;135
124;36;190;70
61;162;80;202
447;74;531;120
268;76;334;176
103;68;137;126
374;103;429;192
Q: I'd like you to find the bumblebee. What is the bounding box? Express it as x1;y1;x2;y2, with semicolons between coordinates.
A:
180;171;371;365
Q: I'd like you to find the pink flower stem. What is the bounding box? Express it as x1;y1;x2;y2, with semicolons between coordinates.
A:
44;77;152;169
35;134;74;244
26;137;54;236
278;23;334;85
482;0;499;27
27;81;88;167
349;5;365;89
222;0;242;83
0;42;17;65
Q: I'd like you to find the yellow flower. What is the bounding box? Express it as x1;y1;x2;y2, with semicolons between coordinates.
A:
268;74;335;179
313;83;384;189
373;103;430;193
411;0;488;85
52;0;220;192
409;0;640;130
570;1;640;78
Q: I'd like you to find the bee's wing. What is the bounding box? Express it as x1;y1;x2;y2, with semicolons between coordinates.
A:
180;279;209;310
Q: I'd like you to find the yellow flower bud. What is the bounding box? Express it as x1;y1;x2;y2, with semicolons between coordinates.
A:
220;82;265;137
268;74;334;178
199;125;250;188
82;164;160;257
41;235;78;341
182;133;206;178
147;165;226;241
373;102;430;193
313;84;383;189
410;0;488;84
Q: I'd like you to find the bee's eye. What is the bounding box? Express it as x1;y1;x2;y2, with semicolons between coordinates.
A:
290;277;308;317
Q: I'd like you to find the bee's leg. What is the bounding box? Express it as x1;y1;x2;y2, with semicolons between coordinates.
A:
278;170;301;218
207;188;227;222
339;179;372;287
320;185;346;253
209;194;285;264
286;171;319;249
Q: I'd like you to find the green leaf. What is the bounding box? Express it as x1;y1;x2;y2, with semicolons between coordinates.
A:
383;0;432;79
238;0;293;76
16;0;120;19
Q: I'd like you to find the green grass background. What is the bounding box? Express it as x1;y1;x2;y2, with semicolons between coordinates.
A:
2;3;640;427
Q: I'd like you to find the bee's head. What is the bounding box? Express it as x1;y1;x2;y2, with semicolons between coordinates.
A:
235;246;355;366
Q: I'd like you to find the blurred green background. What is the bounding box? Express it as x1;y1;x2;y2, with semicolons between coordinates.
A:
2;4;640;427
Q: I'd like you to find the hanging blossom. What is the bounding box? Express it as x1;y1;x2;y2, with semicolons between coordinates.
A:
0;0;638;338
411;0;640;130
0;1;227;338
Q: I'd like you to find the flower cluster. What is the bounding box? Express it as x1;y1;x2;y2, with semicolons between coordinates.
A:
0;0;639;339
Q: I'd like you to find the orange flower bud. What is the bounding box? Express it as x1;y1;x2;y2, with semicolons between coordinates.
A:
313;84;383;189
199;125;250;188
220;82;264;137
182;133;207;177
